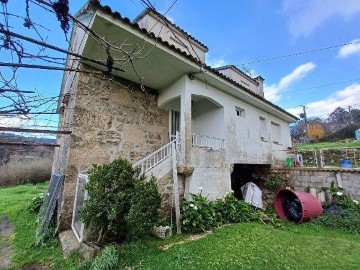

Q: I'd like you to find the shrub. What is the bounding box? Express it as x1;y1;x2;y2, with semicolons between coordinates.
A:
181;192;268;233
265;174;284;192
27;193;44;213
311;182;360;233
126;175;161;240
79;158;161;244
213;193;257;225
181;192;216;233
311;207;360;234
91;246;119;270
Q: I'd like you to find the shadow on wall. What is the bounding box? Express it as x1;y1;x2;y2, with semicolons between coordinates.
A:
0;157;52;187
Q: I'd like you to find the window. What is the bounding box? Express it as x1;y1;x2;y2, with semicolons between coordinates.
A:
259;116;267;141
271;121;281;144
235;106;245;117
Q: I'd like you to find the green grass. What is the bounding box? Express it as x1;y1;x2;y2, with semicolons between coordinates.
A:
296;140;360;150
2;184;360;269
116;223;360;270
0;183;80;269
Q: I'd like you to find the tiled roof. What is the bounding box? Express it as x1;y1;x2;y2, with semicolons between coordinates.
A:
215;65;259;85
88;0;298;121
133;8;208;51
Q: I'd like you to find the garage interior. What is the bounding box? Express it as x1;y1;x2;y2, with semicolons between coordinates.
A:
231;164;271;200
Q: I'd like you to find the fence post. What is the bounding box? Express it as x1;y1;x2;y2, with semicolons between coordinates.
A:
315;148;323;168
172;141;181;234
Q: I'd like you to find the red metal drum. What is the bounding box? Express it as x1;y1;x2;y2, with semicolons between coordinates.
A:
275;189;323;223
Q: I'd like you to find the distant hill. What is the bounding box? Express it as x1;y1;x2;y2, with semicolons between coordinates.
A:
0;133;56;144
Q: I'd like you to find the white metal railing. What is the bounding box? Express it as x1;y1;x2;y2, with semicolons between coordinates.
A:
192;133;225;149
133;140;176;174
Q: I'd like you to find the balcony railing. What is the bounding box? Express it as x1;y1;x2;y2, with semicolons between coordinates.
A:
192;133;225;149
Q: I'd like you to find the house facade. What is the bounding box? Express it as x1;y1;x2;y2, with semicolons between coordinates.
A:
52;0;297;231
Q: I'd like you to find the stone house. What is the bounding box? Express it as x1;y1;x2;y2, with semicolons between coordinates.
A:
52;0;297;234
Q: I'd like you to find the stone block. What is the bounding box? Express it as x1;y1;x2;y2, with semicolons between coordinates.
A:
59;230;80;258
79;242;101;261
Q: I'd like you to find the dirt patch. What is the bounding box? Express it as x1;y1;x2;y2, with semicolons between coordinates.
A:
0;216;13;269
159;231;212;251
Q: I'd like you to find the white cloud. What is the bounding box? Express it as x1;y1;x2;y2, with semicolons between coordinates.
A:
286;83;360;117
283;0;360;38
0;116;28;127
205;56;228;68
338;39;360;58
264;62;316;103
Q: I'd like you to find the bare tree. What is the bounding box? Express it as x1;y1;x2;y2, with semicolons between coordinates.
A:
0;0;180;128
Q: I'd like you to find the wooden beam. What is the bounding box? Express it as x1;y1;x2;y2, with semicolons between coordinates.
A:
0;127;72;135
0;142;60;147
0;88;36;94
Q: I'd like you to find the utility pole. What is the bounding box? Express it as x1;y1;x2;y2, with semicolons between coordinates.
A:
348;105;353;124
299;105;309;142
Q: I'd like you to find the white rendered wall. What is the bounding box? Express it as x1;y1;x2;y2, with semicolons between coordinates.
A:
217;68;262;96
136;14;206;62
162;75;293;199
192;98;225;138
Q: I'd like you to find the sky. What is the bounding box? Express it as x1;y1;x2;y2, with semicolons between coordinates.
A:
1;0;360;132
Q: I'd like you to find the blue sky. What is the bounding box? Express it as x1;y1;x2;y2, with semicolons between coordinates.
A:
1;0;360;131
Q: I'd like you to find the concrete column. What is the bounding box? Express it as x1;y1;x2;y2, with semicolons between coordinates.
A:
179;78;192;166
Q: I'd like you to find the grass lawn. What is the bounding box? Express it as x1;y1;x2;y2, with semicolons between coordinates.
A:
116;223;360;270
0;183;80;269
1;183;360;269
296;140;360;150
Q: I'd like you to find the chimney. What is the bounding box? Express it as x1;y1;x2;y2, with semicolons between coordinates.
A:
255;76;265;97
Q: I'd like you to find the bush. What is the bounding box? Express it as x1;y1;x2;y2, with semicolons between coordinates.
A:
213;193;257;225
181;192;268;233
79;158;161;244
91;246;119;270
311;207;360;234
126;175;161;239
181;192;216;233
265;174;284;192
311;182;360;233
27;193;44;213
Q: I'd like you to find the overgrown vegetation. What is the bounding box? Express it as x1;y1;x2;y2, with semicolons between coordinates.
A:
310;181;360;233
181;192;275;233
0;183;79;269
2;183;360;269
89;246;120;270
0;158;52;187
264;174;284;192
79;158;161;244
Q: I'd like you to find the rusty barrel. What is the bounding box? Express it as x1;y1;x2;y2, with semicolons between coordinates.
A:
275;189;323;223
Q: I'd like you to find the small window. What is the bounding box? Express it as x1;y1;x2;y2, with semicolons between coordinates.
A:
235;107;245;117
271;121;281;144
259;116;267;141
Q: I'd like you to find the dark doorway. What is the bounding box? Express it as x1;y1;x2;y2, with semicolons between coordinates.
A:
231;164;271;200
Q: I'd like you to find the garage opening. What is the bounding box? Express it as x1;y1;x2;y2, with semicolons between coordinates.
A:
231;164;271;200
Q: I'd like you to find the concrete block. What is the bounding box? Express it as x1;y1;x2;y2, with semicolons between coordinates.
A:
80;242;101;261
59;230;80;258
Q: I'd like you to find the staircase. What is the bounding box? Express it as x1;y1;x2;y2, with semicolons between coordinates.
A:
133;139;178;179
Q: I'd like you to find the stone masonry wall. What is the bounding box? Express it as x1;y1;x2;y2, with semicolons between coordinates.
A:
272;168;360;200
55;72;169;231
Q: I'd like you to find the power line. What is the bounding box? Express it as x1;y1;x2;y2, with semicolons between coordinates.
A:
266;77;360;97
237;40;360;66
